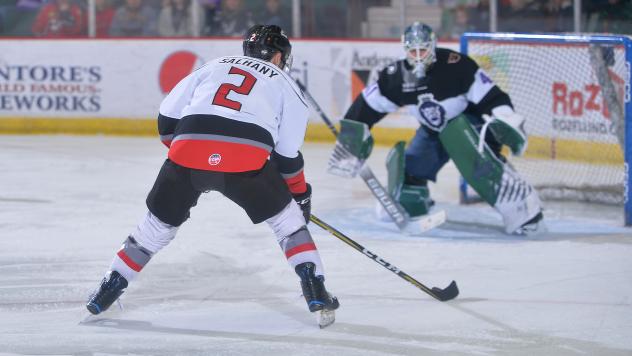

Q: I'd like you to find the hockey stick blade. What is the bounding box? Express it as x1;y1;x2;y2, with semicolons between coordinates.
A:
404;209;446;235
431;280;459;302
417;210;447;233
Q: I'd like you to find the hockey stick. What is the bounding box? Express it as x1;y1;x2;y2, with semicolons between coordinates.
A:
310;214;459;302
295;80;409;230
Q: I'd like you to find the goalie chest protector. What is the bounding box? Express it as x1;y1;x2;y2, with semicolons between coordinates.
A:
366;48;512;127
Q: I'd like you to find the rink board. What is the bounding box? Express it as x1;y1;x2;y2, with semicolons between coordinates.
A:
0;38;438;128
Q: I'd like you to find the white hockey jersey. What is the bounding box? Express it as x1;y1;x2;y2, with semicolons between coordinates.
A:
157;55;309;180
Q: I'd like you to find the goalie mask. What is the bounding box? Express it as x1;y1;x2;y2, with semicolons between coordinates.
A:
402;22;436;78
243;24;293;71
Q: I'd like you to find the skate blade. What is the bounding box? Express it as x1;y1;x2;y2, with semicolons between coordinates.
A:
81;298;125;324
80;313;98;324
316;309;336;329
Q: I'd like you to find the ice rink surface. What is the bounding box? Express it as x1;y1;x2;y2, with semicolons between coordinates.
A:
1;135;631;356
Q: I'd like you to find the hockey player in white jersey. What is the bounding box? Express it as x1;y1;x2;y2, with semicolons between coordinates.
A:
329;22;543;235
86;25;339;327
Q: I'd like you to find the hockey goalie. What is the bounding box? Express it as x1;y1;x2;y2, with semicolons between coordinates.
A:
328;22;544;235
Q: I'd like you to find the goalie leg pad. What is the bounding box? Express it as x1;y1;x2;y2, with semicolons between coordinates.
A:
386;141;432;218
399;184;431;218
440;115;542;234
439;115;504;206
386;141;406;197
494;165;543;234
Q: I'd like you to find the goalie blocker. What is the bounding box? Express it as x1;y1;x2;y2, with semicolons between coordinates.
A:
440;115;543;234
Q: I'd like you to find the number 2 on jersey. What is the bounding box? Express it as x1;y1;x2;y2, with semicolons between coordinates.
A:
212;66;257;111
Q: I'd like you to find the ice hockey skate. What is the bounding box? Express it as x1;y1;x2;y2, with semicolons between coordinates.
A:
513;212;547;236
295;262;339;328
86;271;128;315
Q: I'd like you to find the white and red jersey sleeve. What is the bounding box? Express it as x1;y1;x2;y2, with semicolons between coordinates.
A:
157;68;202;147
157;55;310;192
271;71;309;194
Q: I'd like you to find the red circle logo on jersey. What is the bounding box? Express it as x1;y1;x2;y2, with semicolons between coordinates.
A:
208;153;222;166
159;51;204;94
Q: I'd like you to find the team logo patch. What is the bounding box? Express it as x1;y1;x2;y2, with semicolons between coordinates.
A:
416;94;446;131
386;64;397;75
448;53;461;64
208;153;222;166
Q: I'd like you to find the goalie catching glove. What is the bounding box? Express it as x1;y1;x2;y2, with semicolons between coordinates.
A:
481;105;527;156
328;119;374;178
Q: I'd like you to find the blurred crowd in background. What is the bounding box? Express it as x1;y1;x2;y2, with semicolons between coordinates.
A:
0;0;630;39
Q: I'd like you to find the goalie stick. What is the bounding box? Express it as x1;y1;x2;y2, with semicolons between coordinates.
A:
296;80;445;233
310;214;459;302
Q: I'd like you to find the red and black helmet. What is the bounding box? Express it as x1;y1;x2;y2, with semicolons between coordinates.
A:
243;24;292;71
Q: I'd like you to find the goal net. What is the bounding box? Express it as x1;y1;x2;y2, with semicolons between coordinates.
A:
460;33;632;225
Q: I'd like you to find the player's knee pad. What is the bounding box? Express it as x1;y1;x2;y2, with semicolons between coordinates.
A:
266;201;306;243
131;211;179;254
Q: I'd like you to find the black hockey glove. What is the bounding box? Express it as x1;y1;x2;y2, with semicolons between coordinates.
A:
293;183;312;224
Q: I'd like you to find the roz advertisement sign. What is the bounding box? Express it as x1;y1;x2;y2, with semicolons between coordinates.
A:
469;42;627;144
